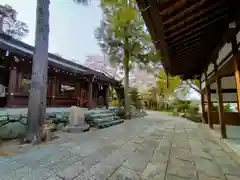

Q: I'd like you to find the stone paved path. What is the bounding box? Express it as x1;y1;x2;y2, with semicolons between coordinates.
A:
0;111;240;180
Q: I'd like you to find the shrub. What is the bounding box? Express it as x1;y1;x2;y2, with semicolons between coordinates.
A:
116;108;125;118
187;106;199;115
172;111;179;116
185;114;202;123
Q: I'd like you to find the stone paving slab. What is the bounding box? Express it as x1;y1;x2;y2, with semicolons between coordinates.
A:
0;111;240;180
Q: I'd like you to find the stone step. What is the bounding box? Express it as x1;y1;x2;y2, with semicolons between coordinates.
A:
89;113;117;119
86;116;120;126
98;119;124;129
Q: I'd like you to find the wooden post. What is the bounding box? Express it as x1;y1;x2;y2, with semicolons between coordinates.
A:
88;76;94;109
16;71;22;92
216;76;227;138
105;84;110;109
6;66;17;107
75;82;81;106
214;63;227;138
79;88;82;106
200;82;206;124
205;72;213;129
50;78;57;106
231;36;240;112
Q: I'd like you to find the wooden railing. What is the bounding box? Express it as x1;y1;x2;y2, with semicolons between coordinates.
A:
210;111;240;126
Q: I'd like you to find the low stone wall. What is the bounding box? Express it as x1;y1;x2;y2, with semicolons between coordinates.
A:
0;107;88;140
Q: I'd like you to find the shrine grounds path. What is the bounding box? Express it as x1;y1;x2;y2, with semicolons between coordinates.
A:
0;111;240;180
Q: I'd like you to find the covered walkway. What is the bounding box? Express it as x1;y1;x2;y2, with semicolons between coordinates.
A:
136;0;240;140
0;112;239;180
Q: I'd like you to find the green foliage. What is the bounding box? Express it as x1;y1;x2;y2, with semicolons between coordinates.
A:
223;104;232;112
96;0;161;117
171;99;191;113
115;108;125;118
157;71;182;100
129;88;142;109
212;103;233;112
184;114;202;123
172;111;179;116
187;106;199;115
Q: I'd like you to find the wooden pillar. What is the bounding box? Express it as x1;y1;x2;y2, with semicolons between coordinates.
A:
205;72;213;129
16;71;22;92
7;66;17;107
216;76;227;138
231;36;240;112
50;78;57;106
105;84;110;109
200;82;206;124
79;88;83;106
55;79;60;96
88;76;94;109
75;82;81;106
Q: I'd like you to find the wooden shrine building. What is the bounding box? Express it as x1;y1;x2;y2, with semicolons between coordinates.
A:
0;33;119;109
137;0;240;138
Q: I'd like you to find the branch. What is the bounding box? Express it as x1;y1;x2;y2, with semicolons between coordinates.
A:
186;80;201;94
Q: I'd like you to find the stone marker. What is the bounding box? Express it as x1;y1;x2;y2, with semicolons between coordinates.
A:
63;106;89;133
42;125;54;142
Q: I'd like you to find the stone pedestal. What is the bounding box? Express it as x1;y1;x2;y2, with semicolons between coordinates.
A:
63;106;89;133
63;124;89;133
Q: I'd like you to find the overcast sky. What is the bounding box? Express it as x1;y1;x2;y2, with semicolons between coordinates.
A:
2;0;102;64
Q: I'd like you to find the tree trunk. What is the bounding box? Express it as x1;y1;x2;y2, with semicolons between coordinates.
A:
25;0;50;144
123;54;130;119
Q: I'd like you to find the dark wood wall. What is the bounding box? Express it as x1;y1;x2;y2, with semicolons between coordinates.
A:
0;51;109;109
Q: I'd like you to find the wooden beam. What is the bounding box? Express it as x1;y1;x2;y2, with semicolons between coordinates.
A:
205;71;213;129
159;0;188;18
171;36;201;49
163;0;208;26
164;1;224;34
176;48;201;59
156;0;176;13
210;88;237;93
169;31;202;46
200;82;207;124
215;63;227;138
166;13;228;41
231;36;240;112
206;28;232;66
175;42;200;53
138;0;172;73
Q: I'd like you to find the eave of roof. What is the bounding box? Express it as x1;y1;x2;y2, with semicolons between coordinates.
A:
0;33;119;84
137;0;240;79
